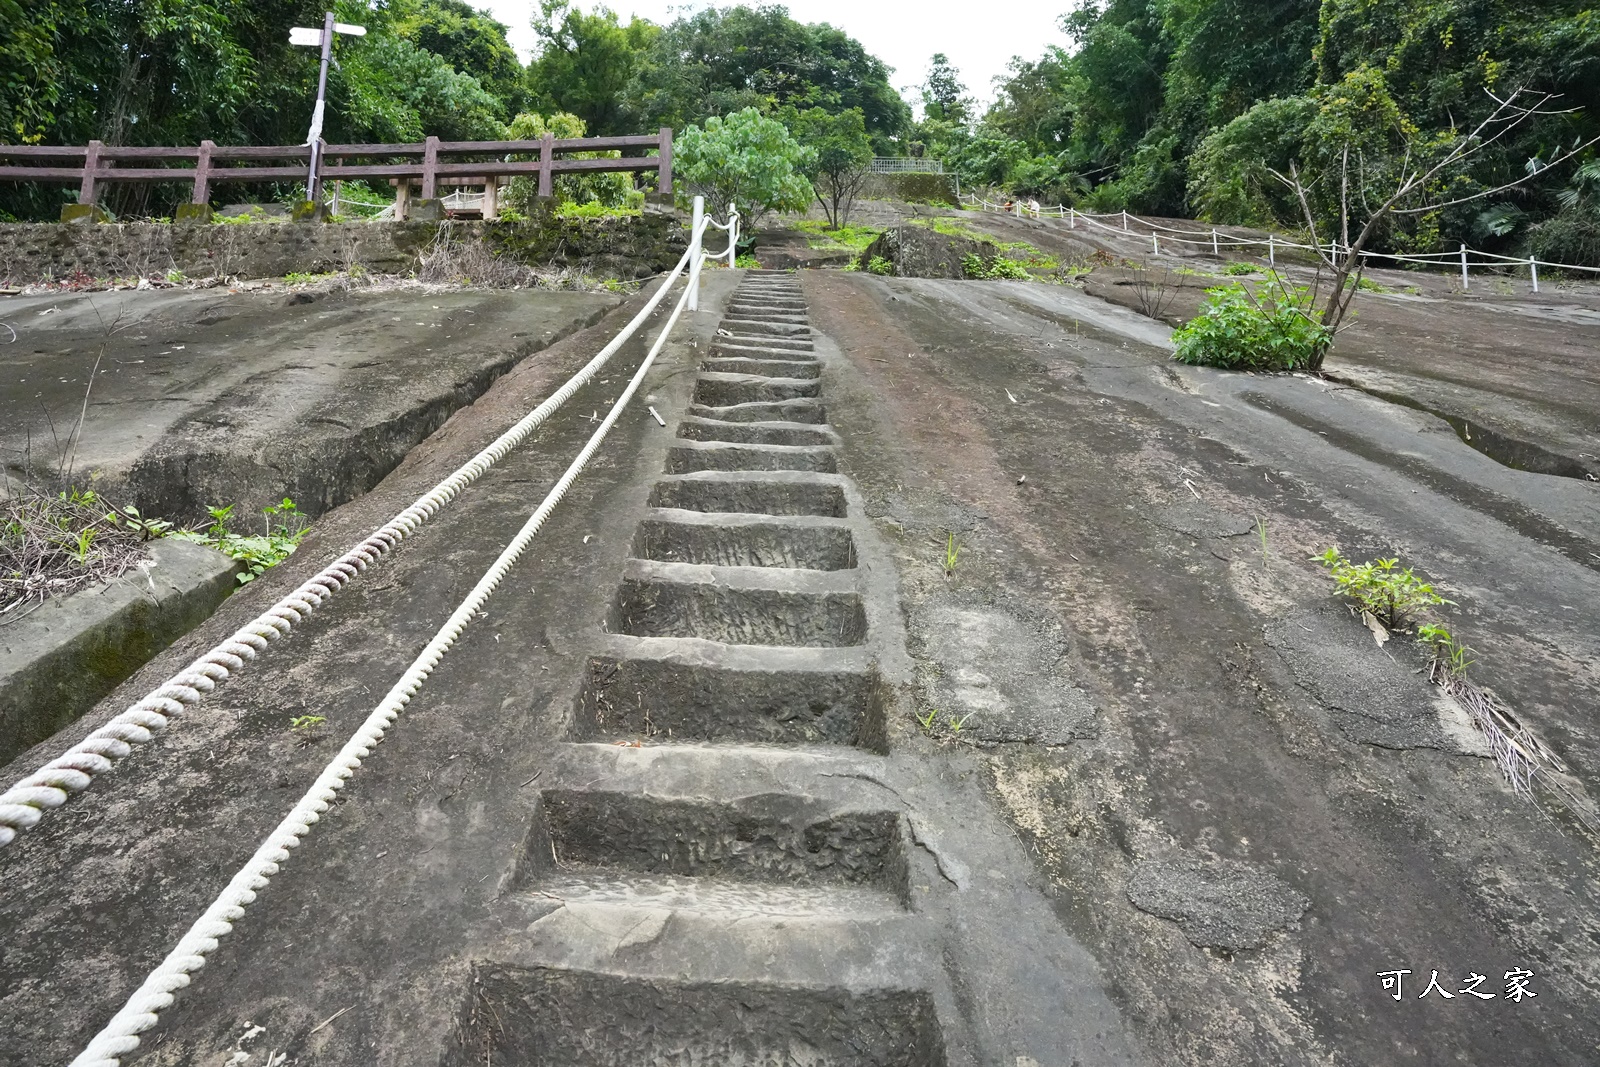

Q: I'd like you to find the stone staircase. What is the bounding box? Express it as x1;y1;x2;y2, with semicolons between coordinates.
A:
451;270;950;1065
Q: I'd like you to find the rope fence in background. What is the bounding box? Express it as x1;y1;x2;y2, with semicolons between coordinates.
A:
960;193;1600;291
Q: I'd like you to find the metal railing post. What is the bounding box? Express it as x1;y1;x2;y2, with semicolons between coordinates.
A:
1460;243;1469;290
1212;229;1219;257
1268;234;1275;267
688;195;704;311
727;204;739;268
1122;210;1129;231
1530;258;1539;293
1152;233;1159;255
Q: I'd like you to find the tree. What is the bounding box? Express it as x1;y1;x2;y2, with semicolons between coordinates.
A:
920;53;971;126
790;107;872;228
1271;79;1599;369
674;107;814;224
627;6;909;150
525;0;658;135
394;0;525;118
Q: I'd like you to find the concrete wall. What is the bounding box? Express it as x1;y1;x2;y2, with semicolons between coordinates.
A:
0;213;688;285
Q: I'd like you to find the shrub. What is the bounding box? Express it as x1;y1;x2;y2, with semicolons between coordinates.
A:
866;255;893;276
1315;548;1449;629
1171;272;1330;371
962;252;1030;279
171;499;309;585
1529;209;1600;269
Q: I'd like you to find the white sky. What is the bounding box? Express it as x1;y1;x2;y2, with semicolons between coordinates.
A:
477;1;1071;110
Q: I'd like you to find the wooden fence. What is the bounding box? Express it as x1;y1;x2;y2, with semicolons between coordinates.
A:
0;129;673;219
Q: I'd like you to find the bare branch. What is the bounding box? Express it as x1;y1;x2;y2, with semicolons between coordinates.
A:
1390;133;1600;215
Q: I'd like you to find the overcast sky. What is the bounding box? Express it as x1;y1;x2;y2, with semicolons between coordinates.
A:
477;1;1071;110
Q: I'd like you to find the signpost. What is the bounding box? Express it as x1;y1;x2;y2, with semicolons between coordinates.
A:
289;13;366;201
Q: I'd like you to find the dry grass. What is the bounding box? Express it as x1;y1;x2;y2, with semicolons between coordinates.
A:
1;485;150;623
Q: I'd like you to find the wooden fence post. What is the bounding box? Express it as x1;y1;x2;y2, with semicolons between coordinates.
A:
657;127;673;201
421;136;439;199
193;140;214;204
78;140;103;204
538;132;555;199
395;179;411;220
482;178;498;220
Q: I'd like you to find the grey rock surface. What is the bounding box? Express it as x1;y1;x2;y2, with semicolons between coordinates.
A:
1126;851;1310;951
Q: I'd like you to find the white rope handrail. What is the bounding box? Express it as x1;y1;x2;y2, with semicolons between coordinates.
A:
0;226;703;850
69;227;710;1067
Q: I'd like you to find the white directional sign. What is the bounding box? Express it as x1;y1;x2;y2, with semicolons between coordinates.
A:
289;23;365;45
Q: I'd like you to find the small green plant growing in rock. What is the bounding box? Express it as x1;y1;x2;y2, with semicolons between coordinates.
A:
866;255;893;276
943;533;961;576
105;503;173;541
917;708;939;731
1172;271;1331;371
283;271;333;285
290;715;327;730
735;253;761;268
173;498;309;585
1418;623;1474;678
165;269;187;284
1314;548;1449;629
1221;262;1259;276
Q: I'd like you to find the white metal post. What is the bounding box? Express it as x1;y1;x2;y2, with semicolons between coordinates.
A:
1122;210;1129;231
306;11;335;199
688;195;704;311
1152;233;1159;255
1211;229;1219;257
727;204;739;268
1460;243;1469;290
1530;257;1540;293
1268;234;1275;267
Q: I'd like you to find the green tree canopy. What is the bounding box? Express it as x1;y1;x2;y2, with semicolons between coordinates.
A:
675;107;814;223
525;0;659;135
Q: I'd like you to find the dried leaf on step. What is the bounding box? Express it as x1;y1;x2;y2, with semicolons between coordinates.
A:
1361;610;1389;647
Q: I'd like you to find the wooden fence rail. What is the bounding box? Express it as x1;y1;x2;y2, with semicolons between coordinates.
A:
0;129;674;220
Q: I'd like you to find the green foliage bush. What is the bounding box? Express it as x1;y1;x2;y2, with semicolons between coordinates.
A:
505;111;632;214
1171;273;1330;371
676;108;815;223
1315;548;1449;629
171;499;308;585
962;253;1030;280
866;255;893;276
1529;209;1600;269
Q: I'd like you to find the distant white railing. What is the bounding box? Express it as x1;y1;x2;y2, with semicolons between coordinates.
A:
870;157;945;174
960;193;1600;291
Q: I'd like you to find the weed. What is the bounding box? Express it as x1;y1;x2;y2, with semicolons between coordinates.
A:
172;497;309;585
963;253;1031;280
283;271;334;285
867;255;894;276
917;708;938;730
290;715;327;730
165;269;187;284
793;221;881;253
1314;548;1449;629
1130;266;1179;321
105;502;173;541
2;486;152;618
1221;262;1259;276
1418;623;1475;678
943;533;961;576
553;199;642;220
735;253;761;269
946;712;974;734
1172;271;1332;371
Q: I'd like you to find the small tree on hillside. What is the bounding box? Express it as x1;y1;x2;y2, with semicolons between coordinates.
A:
1269;73;1598;371
791;107;873;228
675;108;815;224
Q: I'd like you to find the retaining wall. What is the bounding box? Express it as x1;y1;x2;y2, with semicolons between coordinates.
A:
0;213;688;285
